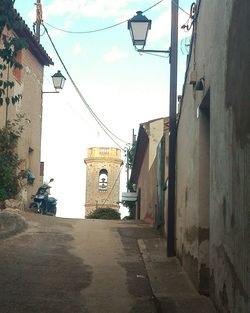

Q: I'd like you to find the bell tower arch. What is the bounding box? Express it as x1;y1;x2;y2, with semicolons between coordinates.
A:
84;147;123;216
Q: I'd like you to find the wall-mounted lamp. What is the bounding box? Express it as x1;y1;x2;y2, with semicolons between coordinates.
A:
127;11;151;49
43;70;66;94
128;11;169;54
195;77;205;91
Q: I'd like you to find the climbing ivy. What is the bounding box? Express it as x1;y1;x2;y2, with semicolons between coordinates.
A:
0;0;27;106
0;1;29;202
0;114;26;201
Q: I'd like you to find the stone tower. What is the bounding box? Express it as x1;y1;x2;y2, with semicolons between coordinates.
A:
84;147;123;216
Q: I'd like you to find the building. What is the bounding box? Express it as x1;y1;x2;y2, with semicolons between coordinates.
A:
175;0;250;312
129;1;249;312
84;147;123;216
130;117;169;229
0;8;53;206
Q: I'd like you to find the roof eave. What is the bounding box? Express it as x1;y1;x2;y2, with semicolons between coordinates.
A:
14;9;53;66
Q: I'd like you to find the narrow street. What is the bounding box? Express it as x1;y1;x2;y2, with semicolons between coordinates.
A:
0;213;161;313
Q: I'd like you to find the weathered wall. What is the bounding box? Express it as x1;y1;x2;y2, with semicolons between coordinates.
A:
176;0;249;312
210;0;250;312
135;118;166;224
0;41;44;205
137;145;152;222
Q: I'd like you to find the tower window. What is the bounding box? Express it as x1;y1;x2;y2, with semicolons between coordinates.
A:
99;169;108;192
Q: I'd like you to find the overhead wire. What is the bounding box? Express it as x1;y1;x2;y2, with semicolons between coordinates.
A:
43;24;128;150
43;72;107;133
41;0;191;205
43;0;190;35
44;18;126;34
143;0;165;13
41;0;192;149
44;70;127;209
181;2;197;31
172;0;189;15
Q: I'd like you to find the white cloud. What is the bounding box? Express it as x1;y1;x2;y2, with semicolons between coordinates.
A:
43;0;152;19
103;46;128;63
73;42;84;55
148;8;171;44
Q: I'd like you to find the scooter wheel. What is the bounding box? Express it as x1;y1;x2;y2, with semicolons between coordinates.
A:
30;203;38;213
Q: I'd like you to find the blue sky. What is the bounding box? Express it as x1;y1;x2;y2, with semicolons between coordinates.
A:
14;0;194;218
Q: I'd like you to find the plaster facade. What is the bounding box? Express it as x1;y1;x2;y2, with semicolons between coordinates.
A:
0;11;53;206
130;118;169;227
176;1;250;312
84;147;123;216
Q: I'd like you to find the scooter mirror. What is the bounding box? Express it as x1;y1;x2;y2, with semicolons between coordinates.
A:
49;178;54;183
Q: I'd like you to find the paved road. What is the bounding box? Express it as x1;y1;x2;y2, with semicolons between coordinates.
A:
0;212;160;313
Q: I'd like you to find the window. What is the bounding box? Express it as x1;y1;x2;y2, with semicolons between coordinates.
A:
99;169;108;192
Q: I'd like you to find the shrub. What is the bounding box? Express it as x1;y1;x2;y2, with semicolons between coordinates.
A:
0;115;26;201
86;208;121;220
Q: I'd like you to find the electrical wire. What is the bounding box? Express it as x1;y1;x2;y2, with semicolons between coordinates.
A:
44;18;126;34
180;2;197;31
43;24;129;150
172;0;189;16
43;71;128;208
41;1;192;148
43;0;189;35
43;72;106;132
143;0;165;13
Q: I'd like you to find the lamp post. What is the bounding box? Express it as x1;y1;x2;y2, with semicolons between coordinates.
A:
128;2;178;257
43;70;66;94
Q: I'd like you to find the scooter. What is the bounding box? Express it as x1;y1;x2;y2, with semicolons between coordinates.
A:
29;178;57;216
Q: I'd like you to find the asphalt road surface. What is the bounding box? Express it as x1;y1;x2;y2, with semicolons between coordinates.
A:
0;212;161;313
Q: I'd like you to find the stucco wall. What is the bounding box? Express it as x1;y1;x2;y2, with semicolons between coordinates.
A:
137;146;152;222
136;119;166;224
176;0;249;312
0;43;44;205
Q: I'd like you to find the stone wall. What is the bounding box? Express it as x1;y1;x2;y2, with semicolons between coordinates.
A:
84;147;122;216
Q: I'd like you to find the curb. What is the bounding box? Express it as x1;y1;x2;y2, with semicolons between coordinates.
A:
138;238;217;313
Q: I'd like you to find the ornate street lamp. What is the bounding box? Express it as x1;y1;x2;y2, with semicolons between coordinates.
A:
128;11;169;54
51;70;66;90
127;11;151;49
127;3;179;257
43;70;66;94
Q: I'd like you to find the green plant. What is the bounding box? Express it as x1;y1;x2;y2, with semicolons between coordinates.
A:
0;114;26;201
0;2;28;202
127;141;136;169
122;200;136;219
121;141;137;219
86;208;121;220
0;0;28;107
